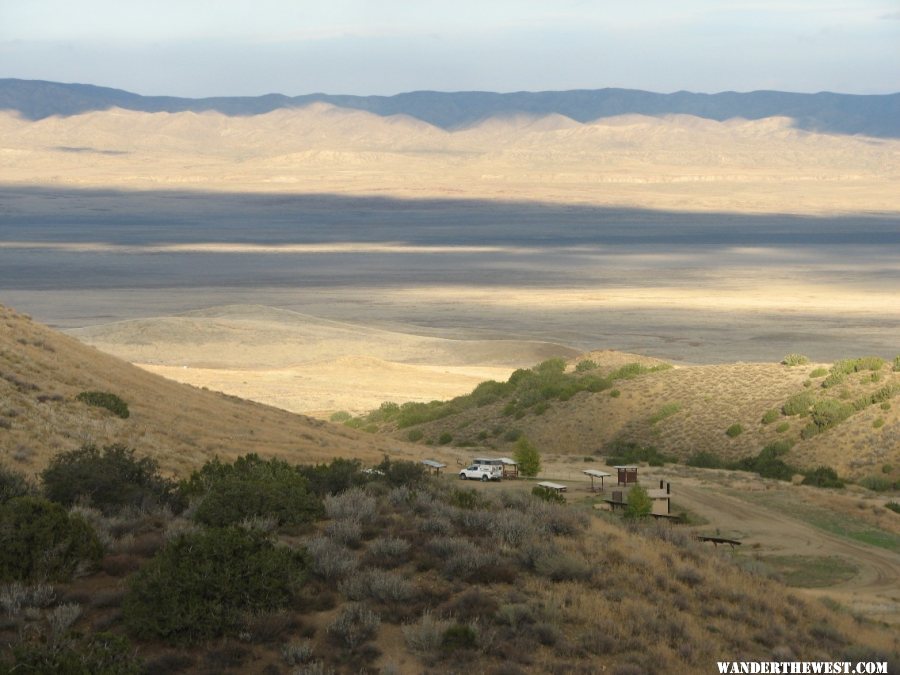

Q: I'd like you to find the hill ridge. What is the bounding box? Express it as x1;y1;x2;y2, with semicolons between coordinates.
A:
2;78;899;138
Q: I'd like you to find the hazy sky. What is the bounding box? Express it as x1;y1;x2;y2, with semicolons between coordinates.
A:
1;1;898;96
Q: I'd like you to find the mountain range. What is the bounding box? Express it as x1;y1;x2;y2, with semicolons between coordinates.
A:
2;78;899;138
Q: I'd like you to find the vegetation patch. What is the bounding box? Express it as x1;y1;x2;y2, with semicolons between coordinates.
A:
75;391;130;418
758;555;858;588
42;443;181;514
648;402;681;425
605;440;673;467
725;423;744;438
123;526;306;643
781;354;809;367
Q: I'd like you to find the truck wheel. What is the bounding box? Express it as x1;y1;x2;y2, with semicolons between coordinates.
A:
481;474;488;482
459;474;467;480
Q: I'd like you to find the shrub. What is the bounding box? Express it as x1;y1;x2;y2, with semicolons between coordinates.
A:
403;611;452;653
514;437;541;477
782;354;809;366
775;422;790;433
894;355;900;372
761;409;779;425
625;486;652;519
325;487;377;524
821;372;844;389
186;454;322;527
782;392;814;416
442;623;478;651
366;537;410;568
339;570;415;603
575;359;598;372
330;411;351;423
809;368;828;378
42;444;181;515
438;432;453;445
531;485;565;504
75;391;129;418
809;399;854;432
306;536;357;580
0;497;103;582
610;389;621;398
123;527;306;644
873;418;885;429
407;429;424;442
686;452;724;469
858;476;896;492
0;465;34;504
4;633;141;674
298;458;368;497
373;457;429;488
327;603;380;650
802;466;845;489
885;502;900;514
725;423;744;438
532;549;591;581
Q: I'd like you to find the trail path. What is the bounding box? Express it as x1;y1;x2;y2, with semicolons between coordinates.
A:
674;481;900;623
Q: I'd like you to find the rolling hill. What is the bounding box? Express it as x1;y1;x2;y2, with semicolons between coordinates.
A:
0;303;412;475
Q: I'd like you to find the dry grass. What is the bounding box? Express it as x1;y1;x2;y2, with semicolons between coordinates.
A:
0;304;411;475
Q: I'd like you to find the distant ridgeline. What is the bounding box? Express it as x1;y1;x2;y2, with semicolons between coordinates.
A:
1;78;899;138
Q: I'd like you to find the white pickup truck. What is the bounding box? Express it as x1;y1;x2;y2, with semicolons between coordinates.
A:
459;464;502;481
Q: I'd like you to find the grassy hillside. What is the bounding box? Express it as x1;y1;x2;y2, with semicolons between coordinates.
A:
0;304;406;475
350;352;900;484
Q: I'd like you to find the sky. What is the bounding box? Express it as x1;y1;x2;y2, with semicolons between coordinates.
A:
1;0;898;97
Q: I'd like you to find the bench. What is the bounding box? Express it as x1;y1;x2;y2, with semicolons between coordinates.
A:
537;481;567;493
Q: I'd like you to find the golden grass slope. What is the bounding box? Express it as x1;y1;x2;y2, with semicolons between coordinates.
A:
0;304;415;475
68;304;578;416
1;106;898;213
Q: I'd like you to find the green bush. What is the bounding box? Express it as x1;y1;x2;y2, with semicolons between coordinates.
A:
0;464;34;504
725;424;744;438
442;623;478;652
775;421;790;433
75;391;129;418
123;527;305;644
42;444;181;514
801;466;845;489
514;437;541;477
407;429;424;442
781;354;809;366
885;502;900;514
624;485;652;519
761;409;780;425
686;452;724;469
187;455;322;527
728;441;797;481
605;441;672;467
821;372;845;389
809;368;828;378
858;476;897;492
438;432;453;445
893;355;900;372
873;418;885;429
4;633;141;674
575;359;598;372
330;411;352;423
782;391;814;416
809;399;854;433
609;389;621;398
298;458;368;497
373;456;429;488
0;496;102;582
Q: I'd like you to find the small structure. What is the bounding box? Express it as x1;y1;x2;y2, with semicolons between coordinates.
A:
647;479;671;516
583;469;612;492
614;465;639;486
421;459;446;476
497;457;519;479
536;481;567;494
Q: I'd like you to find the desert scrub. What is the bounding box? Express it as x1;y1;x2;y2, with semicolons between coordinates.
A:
873;418;885;429
809;368;828;378
329;411;351;423
75;390;129;418
725;423;744;438
365;536;410;568
2;632;141;674
324;487;377;524
575;359;598;372
782;391;814;416
782;354;809;366
403;611;452;654
801;467;845;489
0;497;103;582
305;536;357;580
327;603;380;650
185;454;322;527
775;421;790;433
0;465;34;504
123;526;306;644
686;451;724;469
339;569;415;603
761;409;779;425
41;443;181;515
